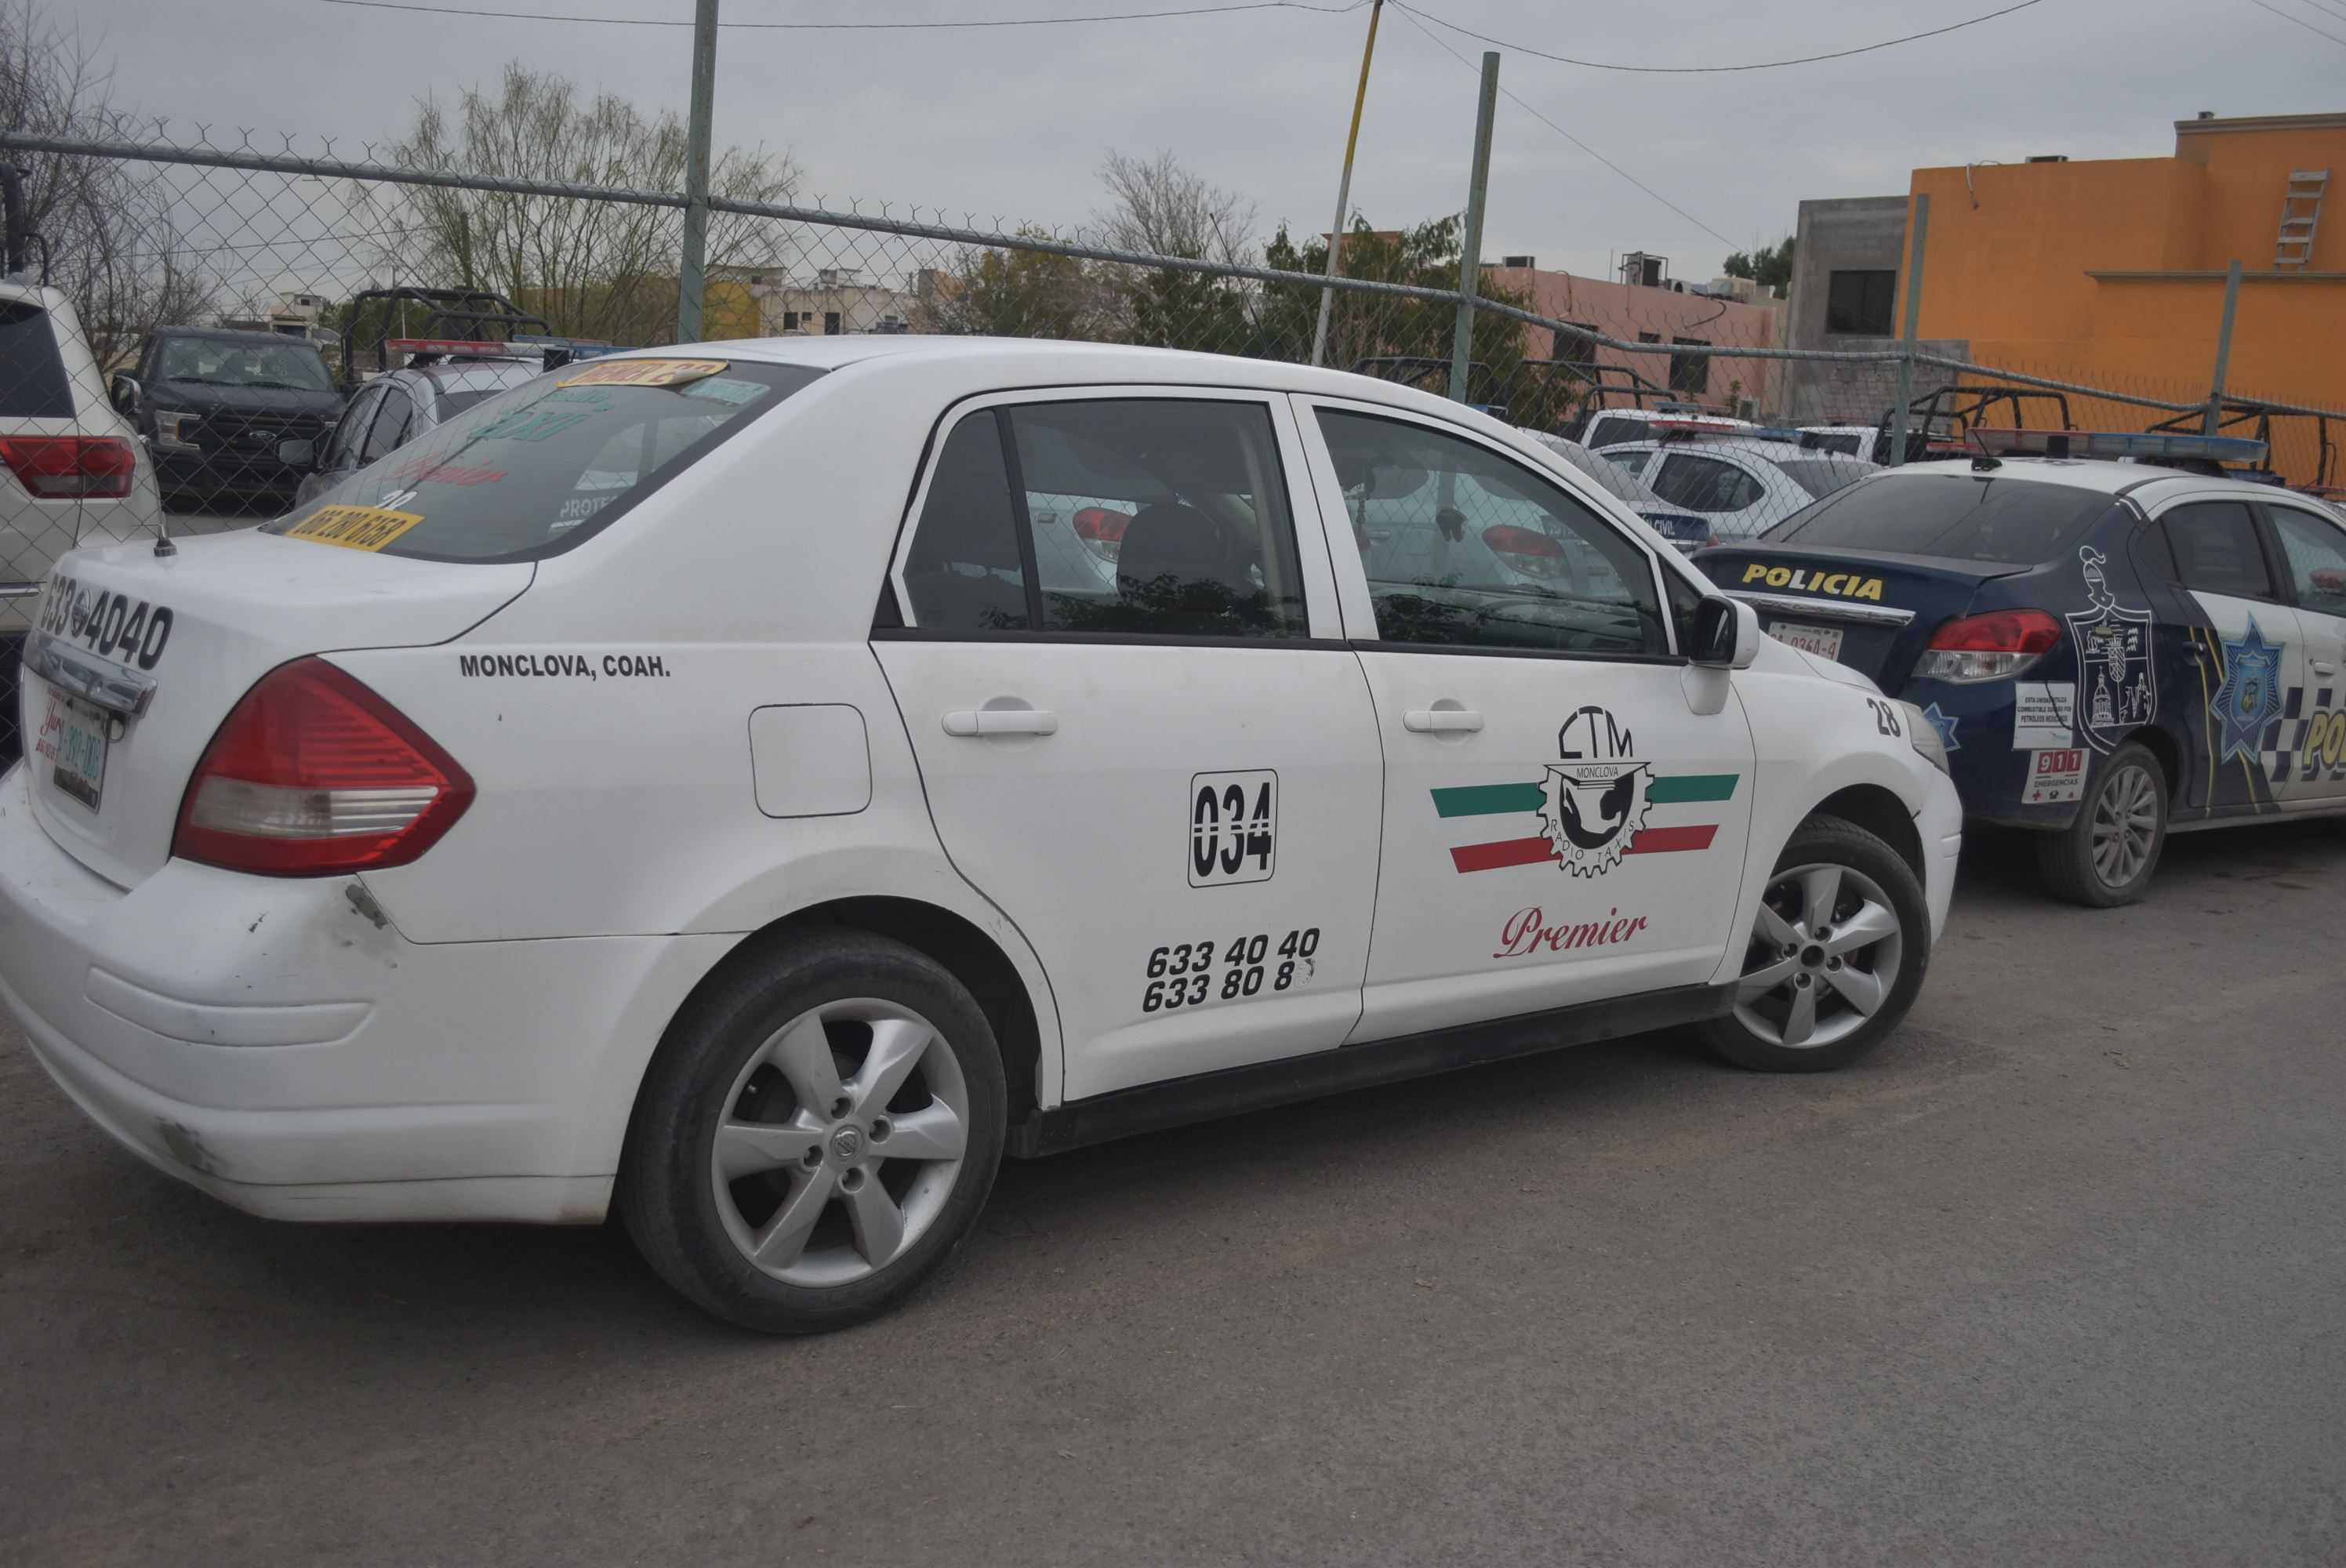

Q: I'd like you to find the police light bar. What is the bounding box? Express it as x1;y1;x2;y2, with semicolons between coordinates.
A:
1967;427;2271;464
1651;418;1747;440
384;337;537;360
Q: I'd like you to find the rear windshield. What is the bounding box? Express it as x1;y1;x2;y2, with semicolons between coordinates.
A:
1773;473;2122;564
264;359;822;562
1778;457;1878;499
0;301;74;419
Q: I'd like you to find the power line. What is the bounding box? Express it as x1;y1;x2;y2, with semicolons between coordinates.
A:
1393;2;1732;246
2298;0;2346;21
2242;0;2346;45
314;0;1364;28
1393;0;2050;74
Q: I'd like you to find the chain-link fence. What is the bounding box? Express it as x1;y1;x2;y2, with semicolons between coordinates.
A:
4;126;2344;766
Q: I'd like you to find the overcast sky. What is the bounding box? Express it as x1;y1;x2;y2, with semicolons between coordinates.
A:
62;0;2346;282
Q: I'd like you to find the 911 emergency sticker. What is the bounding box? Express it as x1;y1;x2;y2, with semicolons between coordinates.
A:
285;504;427;553
1141;927;1320;1012
2025;747;2088;805
1189;770;1276;886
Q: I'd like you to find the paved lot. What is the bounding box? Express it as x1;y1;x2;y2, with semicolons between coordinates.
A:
4;822;2343;1566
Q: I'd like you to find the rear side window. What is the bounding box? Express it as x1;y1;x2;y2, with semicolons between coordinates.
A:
1774;474;2118;565
2160;501;2275;600
0;301;74;419
1652;453;1764;514
1586;416;1646;451
902;414;1029;633
264;360;822;561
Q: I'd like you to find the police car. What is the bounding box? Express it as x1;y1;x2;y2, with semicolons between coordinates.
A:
1698;429;2346;907
1596;421;1879;544
1;339;1959;1334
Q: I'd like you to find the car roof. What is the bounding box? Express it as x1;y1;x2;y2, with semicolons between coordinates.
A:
398;360;539;396
1875;456;2279;501
1602;437;1823;465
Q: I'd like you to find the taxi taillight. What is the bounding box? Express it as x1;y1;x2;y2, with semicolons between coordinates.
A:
172;659;474;877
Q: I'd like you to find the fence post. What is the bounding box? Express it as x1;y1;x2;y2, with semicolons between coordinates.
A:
1309;0;1385;368
675;0;721;343
2205;257;2243;436
1887;192;1930;466
1448;51;1499;405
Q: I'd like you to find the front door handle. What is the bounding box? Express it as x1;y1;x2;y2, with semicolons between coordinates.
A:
942;708;1059;737
1404;708;1484;734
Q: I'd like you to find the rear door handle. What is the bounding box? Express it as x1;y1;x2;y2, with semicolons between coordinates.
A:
2315;660;2340;677
942;708;1059;737
1404;709;1484;734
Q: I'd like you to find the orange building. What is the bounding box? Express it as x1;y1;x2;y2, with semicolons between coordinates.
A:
1904;111;2346;423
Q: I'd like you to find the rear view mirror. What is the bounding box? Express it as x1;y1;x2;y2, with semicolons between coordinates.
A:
277;437;318;470
1691;596;1760;670
109;374;140;415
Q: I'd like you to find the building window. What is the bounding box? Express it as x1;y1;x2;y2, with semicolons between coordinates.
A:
1669;337;1709;395
1825;270;1897;336
823;311;843;336
781;311;801;332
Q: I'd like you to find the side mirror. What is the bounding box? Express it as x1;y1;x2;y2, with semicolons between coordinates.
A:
110;374;140;415
276;437;318;470
1691;595;1761;670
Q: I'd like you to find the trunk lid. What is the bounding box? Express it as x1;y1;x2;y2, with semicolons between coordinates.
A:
20;528;528;887
1695;543;2029;695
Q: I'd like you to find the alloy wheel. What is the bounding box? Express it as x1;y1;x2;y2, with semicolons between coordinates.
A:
1732;861;1905;1050
2090;762;2159;889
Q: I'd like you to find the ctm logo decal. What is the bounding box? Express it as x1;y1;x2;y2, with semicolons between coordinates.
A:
1429;705;1738;877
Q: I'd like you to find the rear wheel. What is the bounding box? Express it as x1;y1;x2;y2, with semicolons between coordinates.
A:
619;930;1007;1334
2032;741;2166;908
1704;816;1930;1073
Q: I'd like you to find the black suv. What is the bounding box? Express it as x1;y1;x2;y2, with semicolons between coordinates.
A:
110;328;345;514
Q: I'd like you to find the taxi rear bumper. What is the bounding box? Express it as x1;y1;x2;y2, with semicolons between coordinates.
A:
0;761;730;1223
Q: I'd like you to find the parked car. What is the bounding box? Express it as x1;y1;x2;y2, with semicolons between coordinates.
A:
1599;426;1879;542
1569;404;1751;453
1695;429;2346;907
1;280;163;764
1532;430;1715;552
3;339;1959;1334
293;342;552;506
109;327;344;514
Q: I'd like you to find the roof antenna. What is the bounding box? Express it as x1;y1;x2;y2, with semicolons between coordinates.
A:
1971;453;2002;473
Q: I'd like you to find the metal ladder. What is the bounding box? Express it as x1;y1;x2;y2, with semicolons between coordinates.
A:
2276;169;2327;267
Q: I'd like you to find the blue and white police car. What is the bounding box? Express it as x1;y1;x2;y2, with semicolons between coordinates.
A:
1698;429;2346;906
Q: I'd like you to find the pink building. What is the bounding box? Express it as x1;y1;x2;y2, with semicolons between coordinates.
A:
1482;263;1784;419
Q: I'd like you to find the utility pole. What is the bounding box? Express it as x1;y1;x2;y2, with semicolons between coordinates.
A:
1448;51;1499;405
2205;257;2243;437
1887;192;1930;466
1309;0;1384;368
676;0;721;343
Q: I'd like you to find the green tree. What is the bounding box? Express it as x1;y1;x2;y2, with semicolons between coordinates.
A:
1092;149;1255;353
1723;236;1796;294
924;230;1114;339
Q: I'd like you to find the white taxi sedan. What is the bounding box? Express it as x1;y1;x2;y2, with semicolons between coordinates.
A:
0;339;1960;1334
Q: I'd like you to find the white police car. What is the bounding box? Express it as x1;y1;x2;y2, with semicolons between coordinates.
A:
1;339;1960;1333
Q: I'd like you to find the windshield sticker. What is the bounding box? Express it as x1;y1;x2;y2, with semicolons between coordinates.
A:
2013;682;2075;748
1739;562;1886;601
2067;546;2156;754
681;376;765;406
469;405;597;443
1430;709;1736;876
2208;615;2286;764
285;504;427;553
558;358;728;388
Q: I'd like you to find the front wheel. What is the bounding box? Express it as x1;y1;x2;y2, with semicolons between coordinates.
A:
619;930;1008;1334
2032;741;2166;908
1703;815;1930;1073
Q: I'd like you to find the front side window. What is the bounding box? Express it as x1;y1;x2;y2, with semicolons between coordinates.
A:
2268;504;2346;619
265;359;822;562
1316;408;1665;658
1651;453;1764;514
321;384;383;470
2161;501;2275;601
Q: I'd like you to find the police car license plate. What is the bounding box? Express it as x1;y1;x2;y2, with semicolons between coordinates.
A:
1770;622;1843;662
40;691;108;811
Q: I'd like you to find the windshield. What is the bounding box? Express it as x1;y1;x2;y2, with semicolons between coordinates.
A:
1778;457;1879;500
157;336;334;391
1774;474;2123;564
263;358;823;562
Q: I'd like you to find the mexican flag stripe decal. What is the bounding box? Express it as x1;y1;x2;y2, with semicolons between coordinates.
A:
1433;772;1738;873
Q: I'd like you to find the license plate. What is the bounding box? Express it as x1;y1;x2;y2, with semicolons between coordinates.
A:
37;691;109;811
1770;621;1844;661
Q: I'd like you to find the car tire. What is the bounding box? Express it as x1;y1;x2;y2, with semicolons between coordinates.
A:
619;928;1008;1334
2031;741;2166;909
1702;815;1931;1074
